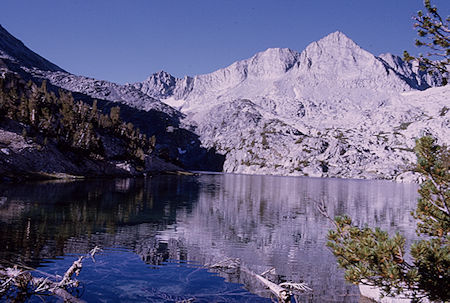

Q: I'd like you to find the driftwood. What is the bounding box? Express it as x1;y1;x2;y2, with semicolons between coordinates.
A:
0;266;85;303
253;273;290;302
0;246;102;302
209;258;311;303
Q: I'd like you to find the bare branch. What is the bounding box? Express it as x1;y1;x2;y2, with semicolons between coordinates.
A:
315;199;340;231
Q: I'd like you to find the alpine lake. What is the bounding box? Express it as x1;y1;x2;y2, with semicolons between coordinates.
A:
0;173;420;302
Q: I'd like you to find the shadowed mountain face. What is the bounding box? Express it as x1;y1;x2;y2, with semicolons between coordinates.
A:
64;91;225;171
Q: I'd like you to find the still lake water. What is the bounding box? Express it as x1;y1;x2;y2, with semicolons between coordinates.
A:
0;174;419;302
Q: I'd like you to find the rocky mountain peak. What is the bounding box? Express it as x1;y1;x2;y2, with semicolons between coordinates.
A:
246;47;300;77
293;31;415;91
176;47;300;97
299;31;373;69
147;70;174;82
133;70;177;98
142;70;176;89
317;31;360;48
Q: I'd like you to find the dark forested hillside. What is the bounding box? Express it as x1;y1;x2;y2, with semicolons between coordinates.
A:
0;71;191;180
0;72;153;166
0;69;225;180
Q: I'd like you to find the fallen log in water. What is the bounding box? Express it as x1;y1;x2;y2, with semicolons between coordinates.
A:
0;246;101;302
208;257;311;303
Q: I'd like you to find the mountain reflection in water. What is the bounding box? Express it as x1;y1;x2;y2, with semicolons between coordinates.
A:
0;174;418;302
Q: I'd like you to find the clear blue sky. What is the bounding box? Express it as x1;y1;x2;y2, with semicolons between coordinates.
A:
1;0;449;84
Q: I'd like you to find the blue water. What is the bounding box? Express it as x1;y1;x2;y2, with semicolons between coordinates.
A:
0;174;419;302
33;248;269;303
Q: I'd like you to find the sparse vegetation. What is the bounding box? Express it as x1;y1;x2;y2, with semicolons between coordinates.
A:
334;130;348;144
398;121;413;130
298;160;310;167
261;133;269;148
241;159;252;166
295;137;304;144
392;146;415;152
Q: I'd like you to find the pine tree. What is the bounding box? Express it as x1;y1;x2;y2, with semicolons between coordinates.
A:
109;106;120;126
27;93;37;126
18;95;29;122
39;107;53;132
89;100;98;123
403;0;449;85
325;137;449;302
327;3;449;298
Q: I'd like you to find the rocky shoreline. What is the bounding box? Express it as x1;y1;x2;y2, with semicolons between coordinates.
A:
0;120;187;182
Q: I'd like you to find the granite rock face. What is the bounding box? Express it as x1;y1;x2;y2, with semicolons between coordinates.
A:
133;32;448;180
1;25;448;180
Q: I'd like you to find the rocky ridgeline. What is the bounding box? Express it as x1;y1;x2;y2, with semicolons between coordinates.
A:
1;25;448;181
29;69;177;115
131;31;448;181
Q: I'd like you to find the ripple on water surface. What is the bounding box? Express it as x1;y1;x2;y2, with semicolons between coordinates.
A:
0;174;419;302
